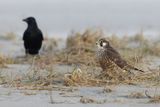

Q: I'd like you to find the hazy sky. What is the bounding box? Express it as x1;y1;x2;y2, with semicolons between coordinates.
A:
0;0;160;36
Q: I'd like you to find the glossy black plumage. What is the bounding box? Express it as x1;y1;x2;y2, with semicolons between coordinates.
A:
23;17;43;55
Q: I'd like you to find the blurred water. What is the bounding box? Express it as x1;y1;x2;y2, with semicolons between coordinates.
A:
0;0;160;38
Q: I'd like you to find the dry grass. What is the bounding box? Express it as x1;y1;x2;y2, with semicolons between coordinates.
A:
42;37;58;52
0;54;14;84
80;96;107;104
58;29;160;86
0;30;160;106
4;62;158;89
145;90;160;103
63;29;102;66
131;67;160;86
149;96;160;103
63;64;152;86
0;30;159;107
1;29;160;88
128;92;145;99
61;29;154;66
103;86;113;93
64;67;100;86
2;55;56;90
66;29;102;48
0;54;14;68
0;32;16;40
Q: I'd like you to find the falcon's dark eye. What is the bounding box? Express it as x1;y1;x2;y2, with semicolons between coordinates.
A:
100;41;103;47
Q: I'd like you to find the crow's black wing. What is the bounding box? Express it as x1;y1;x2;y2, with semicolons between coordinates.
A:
33;29;43;50
23;30;31;51
23;30;30;41
38;29;43;40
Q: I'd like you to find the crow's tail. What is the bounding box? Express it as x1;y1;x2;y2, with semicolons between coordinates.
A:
28;49;39;55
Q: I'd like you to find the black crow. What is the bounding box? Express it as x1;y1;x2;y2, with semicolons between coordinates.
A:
23;17;43;55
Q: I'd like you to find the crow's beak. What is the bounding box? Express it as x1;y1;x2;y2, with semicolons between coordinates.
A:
23;18;27;22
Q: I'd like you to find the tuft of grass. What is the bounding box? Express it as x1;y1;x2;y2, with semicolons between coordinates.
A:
128;92;145;99
149;96;160;103
145;90;160;103
0;32;16;40
60;29;102;66
80;96;107;104
64;67;107;86
80;96;97;104
64;67;89;86
103;86;113;93
0;54;14;68
42;37;58;52
66;29;102;48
